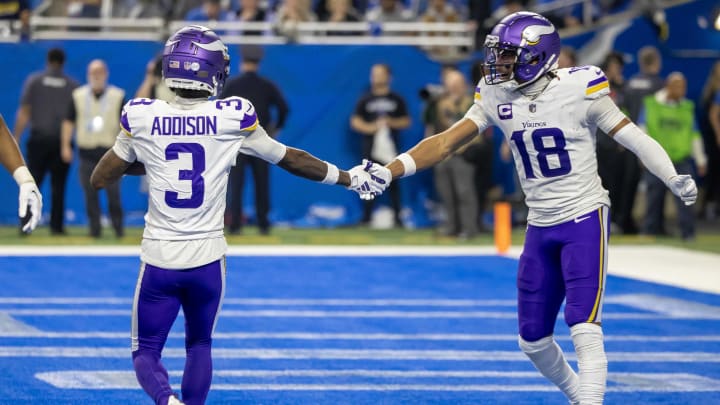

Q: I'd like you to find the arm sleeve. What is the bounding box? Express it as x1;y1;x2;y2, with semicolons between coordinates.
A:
112;131;136;163
586;95;627;134
238;126;287;164
587;95;679;184
462;104;491;132
611;122;678;186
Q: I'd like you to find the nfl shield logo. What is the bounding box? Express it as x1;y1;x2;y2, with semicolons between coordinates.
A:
529;103;536;113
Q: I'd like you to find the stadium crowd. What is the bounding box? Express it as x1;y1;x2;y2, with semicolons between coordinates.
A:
1;0;717;241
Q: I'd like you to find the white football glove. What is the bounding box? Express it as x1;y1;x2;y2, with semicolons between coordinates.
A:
19;182;42;233
347;164;376;200
667;174;697;206
363;159;392;192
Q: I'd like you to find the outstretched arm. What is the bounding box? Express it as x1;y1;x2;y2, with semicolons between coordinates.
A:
385;118;479;179
240;126;381;196
590;96;697;205
277;147;352;187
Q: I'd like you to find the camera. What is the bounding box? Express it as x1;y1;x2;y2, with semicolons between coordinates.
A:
418;84;445;101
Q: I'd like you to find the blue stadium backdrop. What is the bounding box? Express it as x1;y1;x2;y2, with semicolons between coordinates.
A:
0;0;718;227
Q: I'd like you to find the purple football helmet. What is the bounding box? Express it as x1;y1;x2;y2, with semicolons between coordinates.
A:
162;25;230;97
482;12;560;87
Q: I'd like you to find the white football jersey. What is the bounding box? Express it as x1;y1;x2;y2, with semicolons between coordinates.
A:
465;66;612;226
113;96;286;267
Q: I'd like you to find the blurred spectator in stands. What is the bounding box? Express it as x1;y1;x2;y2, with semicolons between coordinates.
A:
135;55;175;102
420;64;455;135
237;0;266;22
274;0;316;41
317;0;362;36
67;0;100;18
14;48;79;235
468;0;491;50
112;0;173;19
626;46;664;121
366;0;413;23
700;61;720;220
0;0;30;39
221;45;289;235
640;72;706;241
535;0;581;29
488;0;525;26
596;51;630;234
351;63;410;227
618;45;663;234
431;70;479;239
315;0;361;24
558;46;577;69
467;59;495;226
420;0;460;23
185;0;234;21
420;0;462;58
61;59;125;238
236;0;267;35
165;0;203;20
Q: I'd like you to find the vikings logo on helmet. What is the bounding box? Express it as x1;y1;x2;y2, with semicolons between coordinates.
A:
482;12;561;88
162;25;230;97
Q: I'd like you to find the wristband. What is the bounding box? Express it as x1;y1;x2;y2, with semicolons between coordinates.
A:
397;153;416;177
12;166;34;186
321;162;340;185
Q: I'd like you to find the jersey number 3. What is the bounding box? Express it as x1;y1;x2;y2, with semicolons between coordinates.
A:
510;128;571;179
165;143;205;209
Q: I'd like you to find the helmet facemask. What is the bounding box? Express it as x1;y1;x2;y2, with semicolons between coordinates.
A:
482;35;547;87
481;12;561;89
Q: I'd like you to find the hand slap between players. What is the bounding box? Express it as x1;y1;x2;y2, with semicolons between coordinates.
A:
19;182;42;233
346;160;390;200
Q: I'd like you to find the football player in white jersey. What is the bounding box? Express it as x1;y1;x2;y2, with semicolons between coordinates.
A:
365;12;697;404
0;113;42;233
90;26;382;405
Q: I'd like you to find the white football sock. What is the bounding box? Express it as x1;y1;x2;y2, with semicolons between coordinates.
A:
519;335;580;403
571;323;608;404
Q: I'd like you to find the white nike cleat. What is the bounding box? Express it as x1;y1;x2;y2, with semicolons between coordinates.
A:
167;396;184;405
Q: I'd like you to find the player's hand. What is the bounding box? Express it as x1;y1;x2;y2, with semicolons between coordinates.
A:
667;174;697;205
362;159;392;191
346;164;377;200
19;182;42;233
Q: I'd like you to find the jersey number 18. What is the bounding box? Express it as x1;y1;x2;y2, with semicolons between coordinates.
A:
510;128;572;179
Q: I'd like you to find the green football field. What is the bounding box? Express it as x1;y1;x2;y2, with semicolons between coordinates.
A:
2;226;720;254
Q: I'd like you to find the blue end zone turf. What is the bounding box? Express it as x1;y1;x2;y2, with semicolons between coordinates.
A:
0;255;718;404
